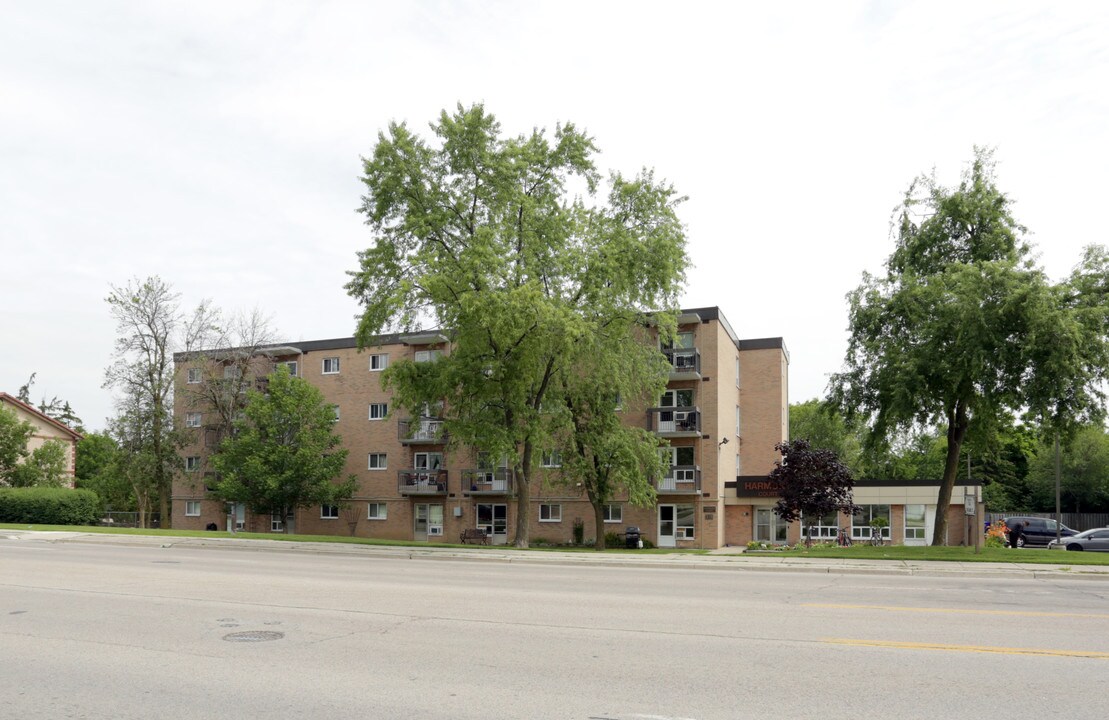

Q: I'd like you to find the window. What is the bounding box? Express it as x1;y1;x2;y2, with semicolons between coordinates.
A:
905;504;926;541
331;405;340;422
852;504;891;540
185;412;202;428
735;406;741;435
367;502;387;520
370;354;389;371
755;508;789;543
368;453;387;470
676;504;695;539
322;357;340;374
660;389;694;408
368;403;388;420
540;503;561;522
271;514;284;532
186;368;202;384
735;357;740;387
735;453;741;476
223;365;242;380
185;456;200;472
185;501;201;517
802;510;840;540
603;504;622;523
414;452;443;470
321;504;339;519
414;349;443;363
283;361;298;377
540;450;562;468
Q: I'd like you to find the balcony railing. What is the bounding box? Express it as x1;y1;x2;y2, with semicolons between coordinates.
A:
656;465;701;493
398;418;447;444
461;468;514;495
647;407;702;436
397;469;449;495
663;348;701;379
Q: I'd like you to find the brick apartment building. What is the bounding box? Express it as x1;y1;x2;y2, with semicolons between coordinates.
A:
172;307;794;549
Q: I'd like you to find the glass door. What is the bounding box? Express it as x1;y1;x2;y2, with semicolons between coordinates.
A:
658;504;676;548
414;503;444;541
476;503;508;544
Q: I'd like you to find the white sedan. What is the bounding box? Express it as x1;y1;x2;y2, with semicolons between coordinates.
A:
1047;528;1109;552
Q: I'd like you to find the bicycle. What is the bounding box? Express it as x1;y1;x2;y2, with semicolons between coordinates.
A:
837;527;852;547
869;525;886;546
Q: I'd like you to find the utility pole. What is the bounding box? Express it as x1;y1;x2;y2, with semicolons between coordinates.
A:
1055;433;1062;544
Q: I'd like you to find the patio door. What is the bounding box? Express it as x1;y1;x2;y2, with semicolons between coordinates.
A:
658;504;676;548
476;503;508;545
414;503;444;541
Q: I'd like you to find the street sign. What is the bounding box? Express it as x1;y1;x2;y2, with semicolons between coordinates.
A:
964;493;976;516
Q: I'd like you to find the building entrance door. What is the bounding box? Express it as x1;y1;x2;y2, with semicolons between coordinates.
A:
476;503;508;544
658;504;676;548
414;503;443;541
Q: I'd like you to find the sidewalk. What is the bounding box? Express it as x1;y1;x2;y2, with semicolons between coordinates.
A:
6;529;1109;580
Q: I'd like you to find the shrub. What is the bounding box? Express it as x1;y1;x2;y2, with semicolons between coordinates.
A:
0;487;100;525
604;531;623;547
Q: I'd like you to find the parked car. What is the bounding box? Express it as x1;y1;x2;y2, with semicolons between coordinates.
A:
1001;516;1078;547
1047;528;1109;552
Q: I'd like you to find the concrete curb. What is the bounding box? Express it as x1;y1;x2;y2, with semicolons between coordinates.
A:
8;530;1109;580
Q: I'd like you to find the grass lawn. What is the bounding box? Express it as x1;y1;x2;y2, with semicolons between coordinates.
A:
745;543;1109;566
0;523;707;554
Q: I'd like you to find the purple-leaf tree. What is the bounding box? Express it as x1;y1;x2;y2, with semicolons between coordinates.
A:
771;439;859;546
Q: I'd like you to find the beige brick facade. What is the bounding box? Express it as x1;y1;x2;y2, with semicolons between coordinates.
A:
171;308;789;549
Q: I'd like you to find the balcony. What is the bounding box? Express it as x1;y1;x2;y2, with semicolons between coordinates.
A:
397;469;449;495
461;468;514;495
398;418;447;445
656;465;701;494
664;348;701;380
647;407;701;437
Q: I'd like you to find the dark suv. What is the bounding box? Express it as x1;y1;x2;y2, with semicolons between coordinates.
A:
1002;516;1078;547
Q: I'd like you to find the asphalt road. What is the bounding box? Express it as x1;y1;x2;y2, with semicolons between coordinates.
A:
2;534;1108;719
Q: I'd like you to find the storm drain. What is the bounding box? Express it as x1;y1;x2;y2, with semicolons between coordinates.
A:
222;630;284;643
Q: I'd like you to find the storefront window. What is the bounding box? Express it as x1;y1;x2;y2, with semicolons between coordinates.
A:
905;504;926;540
853;504;891;540
802;510;839;540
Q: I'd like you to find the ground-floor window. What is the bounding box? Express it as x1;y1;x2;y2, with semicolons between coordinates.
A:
321;504;339;519
802;510;839;540
603;504;622;523
853;504;891;540
367;502;387;520
185;501;201;517
539;503;561;522
271;513;284;532
755;508;789;543
904;504;925;540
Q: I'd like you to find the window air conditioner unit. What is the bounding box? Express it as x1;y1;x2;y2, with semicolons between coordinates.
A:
428;526;443;536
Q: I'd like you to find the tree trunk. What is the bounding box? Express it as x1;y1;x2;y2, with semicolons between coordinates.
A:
932;399;969;546
513;443;533;548
593;500;606;550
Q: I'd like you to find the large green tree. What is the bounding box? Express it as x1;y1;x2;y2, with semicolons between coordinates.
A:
8;440;69;488
346;104;687;547
0;406;34;484
831;149;1109;545
104;277;183;526
212;368;356;533
1026;425;1109;513
553;319;672;549
789;399;863;472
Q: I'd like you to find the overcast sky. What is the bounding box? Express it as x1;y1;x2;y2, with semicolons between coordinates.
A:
2;1;1107;432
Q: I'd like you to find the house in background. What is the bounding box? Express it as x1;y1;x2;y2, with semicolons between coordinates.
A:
0;392;82;487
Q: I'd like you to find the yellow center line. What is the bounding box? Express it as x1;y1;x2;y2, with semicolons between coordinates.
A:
803;603;1109;620
823;638;1109;659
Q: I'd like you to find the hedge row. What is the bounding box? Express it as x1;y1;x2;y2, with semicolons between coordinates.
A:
0;487;100;525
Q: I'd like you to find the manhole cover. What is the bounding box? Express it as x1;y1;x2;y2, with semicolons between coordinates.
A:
223;631;284;642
